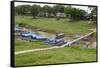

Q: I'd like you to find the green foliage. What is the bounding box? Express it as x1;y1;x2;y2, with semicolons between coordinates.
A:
18;23;26;27
65;7;87;20
42;5;51;13
30;5;41;18
42;5;54;17
15;4;89;20
15;5;31;15
53;5;65;13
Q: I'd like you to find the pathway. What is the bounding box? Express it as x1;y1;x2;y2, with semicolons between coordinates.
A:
15;46;60;55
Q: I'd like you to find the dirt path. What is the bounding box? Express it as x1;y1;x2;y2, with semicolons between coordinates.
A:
91;42;96;48
88;28;96;32
15;46;60;55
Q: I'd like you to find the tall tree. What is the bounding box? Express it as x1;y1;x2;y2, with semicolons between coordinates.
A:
15;5;31;16
30;5;41;18
42;5;53;17
53;5;65;20
65;7;87;21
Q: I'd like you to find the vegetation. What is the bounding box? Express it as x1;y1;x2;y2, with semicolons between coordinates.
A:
65;7;87;20
88;7;97;24
15;4;97;66
16;16;92;35
15;45;96;66
15;4;88;20
15;38;51;52
30;5;41;18
15;5;31;15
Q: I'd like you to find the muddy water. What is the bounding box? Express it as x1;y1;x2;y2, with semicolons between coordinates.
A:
21;27;74;40
37;31;55;38
18;27;97;48
37;31;75;41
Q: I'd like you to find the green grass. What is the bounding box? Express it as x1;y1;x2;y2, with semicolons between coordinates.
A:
15;38;51;52
15;16;93;35
15;16;96;66
15;45;96;66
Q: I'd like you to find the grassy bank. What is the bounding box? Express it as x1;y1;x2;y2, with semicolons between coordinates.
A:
15;45;96;66
15;16;96;66
15;16;93;35
15;38;51;52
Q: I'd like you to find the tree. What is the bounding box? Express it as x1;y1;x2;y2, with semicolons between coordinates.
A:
15;5;31;16
42;5;53;17
30;5;41;18
65;7;87;21
52;5;65;20
88;6;97;24
52;5;63;16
